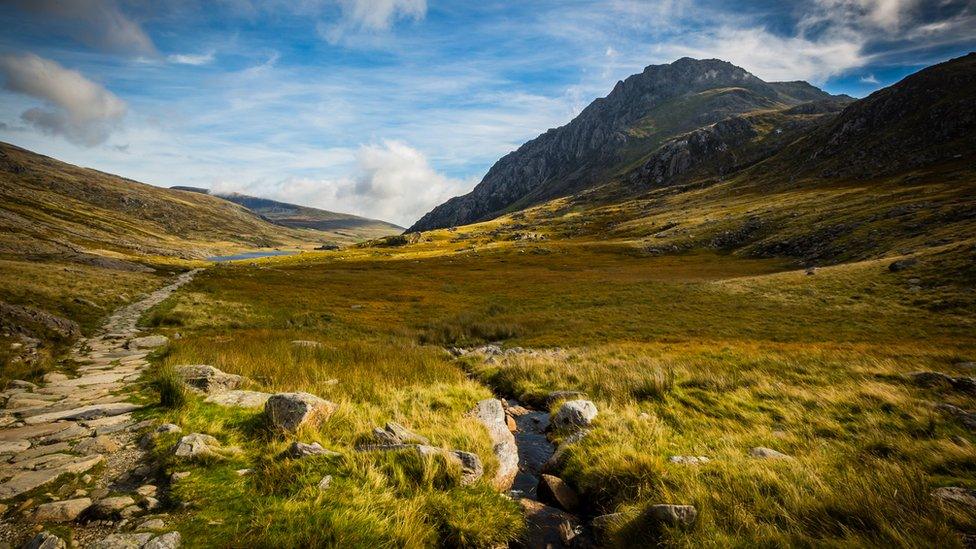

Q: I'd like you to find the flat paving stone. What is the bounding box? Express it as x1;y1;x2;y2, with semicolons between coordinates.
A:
24;403;142;425
0;454;103;500
0;423;73;442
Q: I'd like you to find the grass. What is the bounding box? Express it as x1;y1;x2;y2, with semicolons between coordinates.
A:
138;239;975;547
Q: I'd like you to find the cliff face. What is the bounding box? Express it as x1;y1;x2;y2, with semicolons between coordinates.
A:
408;57;841;232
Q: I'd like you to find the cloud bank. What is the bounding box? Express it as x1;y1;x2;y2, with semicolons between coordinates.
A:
14;0;156;56
0;53;126;146
212;141;471;227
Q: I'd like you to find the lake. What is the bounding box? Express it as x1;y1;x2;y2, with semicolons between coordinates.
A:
207;250;299;262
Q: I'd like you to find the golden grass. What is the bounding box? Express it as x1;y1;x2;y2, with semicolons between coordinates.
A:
137;238;975;547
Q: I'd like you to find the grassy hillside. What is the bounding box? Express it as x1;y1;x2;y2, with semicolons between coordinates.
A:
0;141;336;260
0;141;332;384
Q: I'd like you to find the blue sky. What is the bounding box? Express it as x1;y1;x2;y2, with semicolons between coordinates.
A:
0;0;973;225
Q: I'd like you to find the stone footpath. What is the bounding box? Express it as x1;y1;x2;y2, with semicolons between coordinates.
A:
0;270;200;549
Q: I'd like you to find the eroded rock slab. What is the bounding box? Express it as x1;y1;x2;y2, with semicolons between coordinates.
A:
470;399;519;490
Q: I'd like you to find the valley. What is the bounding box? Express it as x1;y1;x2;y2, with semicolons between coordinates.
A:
1;52;975;548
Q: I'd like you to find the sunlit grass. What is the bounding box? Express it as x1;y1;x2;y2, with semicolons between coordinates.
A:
141;241;975;547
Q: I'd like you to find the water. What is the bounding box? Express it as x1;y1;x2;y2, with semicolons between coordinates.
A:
206;250;298;262
512;406;555;498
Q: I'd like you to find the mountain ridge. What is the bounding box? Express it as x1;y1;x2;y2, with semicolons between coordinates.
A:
408;57;849;232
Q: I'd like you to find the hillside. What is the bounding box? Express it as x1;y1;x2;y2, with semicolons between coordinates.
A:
409;57;851;232
170;187;403;239
0;142;332;260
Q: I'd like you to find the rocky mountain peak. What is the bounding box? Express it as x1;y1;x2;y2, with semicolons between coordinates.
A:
407;57;841;233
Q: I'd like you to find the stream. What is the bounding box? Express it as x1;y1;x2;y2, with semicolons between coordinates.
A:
510;403;555;498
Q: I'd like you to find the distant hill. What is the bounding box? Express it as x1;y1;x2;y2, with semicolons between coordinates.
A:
409;57;852;232
170;187;403;236
0;142;366;261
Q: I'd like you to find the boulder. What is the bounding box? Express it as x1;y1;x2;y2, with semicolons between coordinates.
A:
91;496;136;518
24;532;66;549
888;258;917;272
537;474;580;512
372;421;429;445
173;365;243;394
264;392;337;432
204;390;271;408
91;533;154;549
157;423;182;434
32;497;92;522
935;403;976;431
550;399;598;431
644;504;698;529
136;518;167;531
519;499;584;548
591;512;626;543
128;335;169;349
172;433;221;459
469;399;519;490
144;532;182;549
545;390;587;405
280;441;340;460
932;486;976;508
749;447;792;459
452;450;484;485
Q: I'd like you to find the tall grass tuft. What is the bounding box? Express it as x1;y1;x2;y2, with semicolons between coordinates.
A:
630;366;675;401
154;365;189;408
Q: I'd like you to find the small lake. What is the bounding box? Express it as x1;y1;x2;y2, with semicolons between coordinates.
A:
207;250;299;262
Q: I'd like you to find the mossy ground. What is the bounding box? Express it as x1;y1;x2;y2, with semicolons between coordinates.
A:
135;238;975;547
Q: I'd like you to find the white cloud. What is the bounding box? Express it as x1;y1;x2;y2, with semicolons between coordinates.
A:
167;52;216;66
320;0;426;43
661;26;868;83
0;53;126;146
860;73;880;84
14;0;156;56
211;140;472;226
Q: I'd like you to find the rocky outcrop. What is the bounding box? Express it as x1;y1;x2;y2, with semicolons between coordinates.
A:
174;365;244;394
264;392;337;432
749;446;792;459
798;52;976;178
172;433;222;459
644;504;698;529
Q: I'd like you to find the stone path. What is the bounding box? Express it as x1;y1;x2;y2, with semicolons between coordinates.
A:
0;269;199;548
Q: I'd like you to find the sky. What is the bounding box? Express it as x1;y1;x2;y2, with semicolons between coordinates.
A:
0;1;973;226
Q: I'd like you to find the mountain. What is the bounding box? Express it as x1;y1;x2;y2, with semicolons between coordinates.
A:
169;187;403;238
408;53;976;266
0;141;329;261
409;57;851;232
